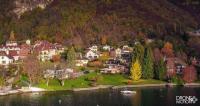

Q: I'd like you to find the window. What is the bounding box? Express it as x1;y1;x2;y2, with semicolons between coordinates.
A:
2;61;6;64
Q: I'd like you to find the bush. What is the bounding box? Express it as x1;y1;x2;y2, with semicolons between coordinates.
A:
171;76;184;85
51;55;61;62
18;75;30;87
0;76;5;86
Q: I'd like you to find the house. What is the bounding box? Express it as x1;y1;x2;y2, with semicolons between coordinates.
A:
122;45;129;50
188;29;200;37
115;48;122;58
33;40;64;61
100;59;128;74
0;42;21;54
85;50;100;60
0;52;13;65
76;58;89;67
105;59;121;65
44;68;74;79
19;44;31;59
174;58;187;74
44;68;83;80
102;45;111;51
146;39;154;44
0;35;21;63
54;43;65;54
88;45;98;52
100;64;127;74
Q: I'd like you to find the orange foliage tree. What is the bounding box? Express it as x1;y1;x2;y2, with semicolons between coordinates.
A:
101;35;107;45
161;42;174;57
51;55;61;62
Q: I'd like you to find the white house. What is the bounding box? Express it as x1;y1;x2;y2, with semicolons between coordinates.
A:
76;59;89;67
85;50;100;60
102;45;111;51
0;52;13;65
115;48;122;58
88;45;98;52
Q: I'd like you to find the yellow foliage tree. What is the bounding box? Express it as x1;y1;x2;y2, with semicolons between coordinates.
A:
130;59;142;81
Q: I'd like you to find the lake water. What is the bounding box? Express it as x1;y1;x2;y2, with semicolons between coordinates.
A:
0;87;199;106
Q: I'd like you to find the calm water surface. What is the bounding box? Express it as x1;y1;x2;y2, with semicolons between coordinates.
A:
0;87;199;106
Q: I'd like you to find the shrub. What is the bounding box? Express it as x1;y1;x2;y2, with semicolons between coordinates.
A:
171;76;184;85
0;76;5;86
51;55;61;62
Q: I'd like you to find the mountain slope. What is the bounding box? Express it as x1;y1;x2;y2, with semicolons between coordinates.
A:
0;0;199;46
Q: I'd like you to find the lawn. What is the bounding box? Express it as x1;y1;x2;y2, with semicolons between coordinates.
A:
97;74;128;85
37;72;97;90
131;79;166;85
37;72;166;91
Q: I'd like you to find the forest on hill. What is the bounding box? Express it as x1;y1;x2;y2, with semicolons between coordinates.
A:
0;0;199;49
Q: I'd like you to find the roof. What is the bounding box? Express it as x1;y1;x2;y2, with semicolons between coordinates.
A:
33;40;56;52
0;51;7;56
20;43;31;49
9;50;19;56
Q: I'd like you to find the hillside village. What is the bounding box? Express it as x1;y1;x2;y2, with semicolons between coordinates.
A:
0;31;199;91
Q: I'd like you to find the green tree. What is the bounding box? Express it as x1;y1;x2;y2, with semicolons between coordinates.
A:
67;47;76;68
154;59;166;80
142;46;154;79
132;43;144;63
0;31;3;44
130;59;142;81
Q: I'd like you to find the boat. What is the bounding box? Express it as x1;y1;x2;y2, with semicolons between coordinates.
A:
120;90;136;94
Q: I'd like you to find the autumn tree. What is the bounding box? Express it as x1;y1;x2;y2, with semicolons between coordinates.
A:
51;55;61;62
101;35;107;45
23;54;41;86
9;30;15;41
183;65;197;83
142;46;154;79
130;59;142;81
67;46;76;68
161;42;174;57
132;43;144;64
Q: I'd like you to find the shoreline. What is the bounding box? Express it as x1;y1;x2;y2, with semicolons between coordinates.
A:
1;83;200;96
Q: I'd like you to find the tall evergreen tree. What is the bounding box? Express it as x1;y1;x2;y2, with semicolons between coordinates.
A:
67;47;76;68
154;59;166;80
142;46;154;79
132;43;144;64
130;59;142;81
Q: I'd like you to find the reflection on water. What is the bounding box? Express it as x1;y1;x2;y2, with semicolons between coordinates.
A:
0;87;199;106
